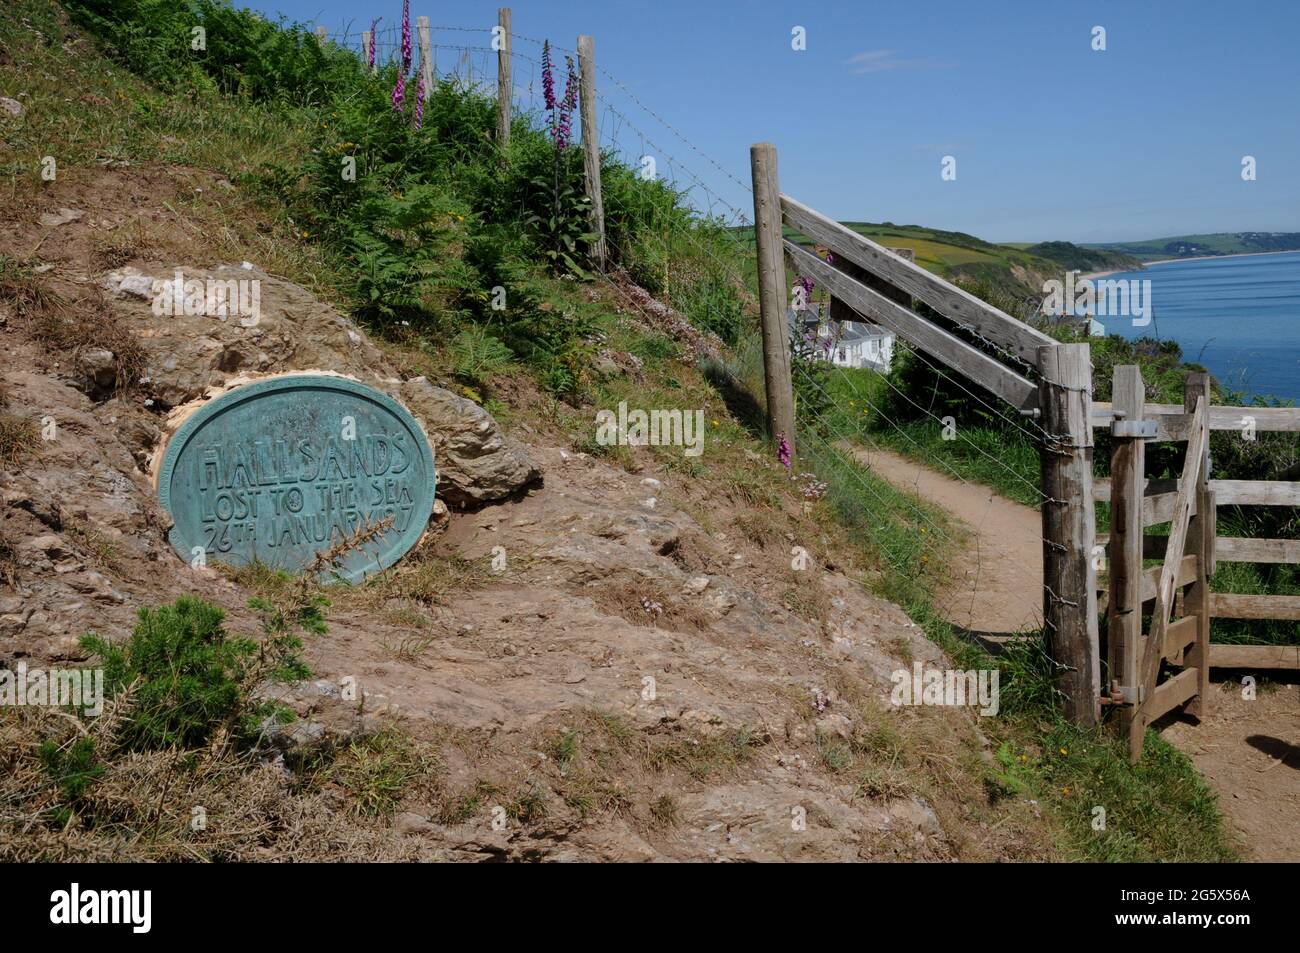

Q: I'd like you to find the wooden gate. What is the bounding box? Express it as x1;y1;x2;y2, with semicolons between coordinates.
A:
1096;364;1300;758
1100;368;1212;760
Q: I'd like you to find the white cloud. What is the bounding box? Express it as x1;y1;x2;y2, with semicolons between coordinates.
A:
846;50;956;74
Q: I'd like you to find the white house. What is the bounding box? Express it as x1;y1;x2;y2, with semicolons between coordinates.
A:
789;307;895;373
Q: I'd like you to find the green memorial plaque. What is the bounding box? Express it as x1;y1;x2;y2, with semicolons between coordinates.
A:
157;375;436;583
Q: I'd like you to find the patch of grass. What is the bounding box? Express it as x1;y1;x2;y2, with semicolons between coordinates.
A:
801;439;953;604
0;255;54;315
908;604;1238;861
504;784;548;824
435;780;498;826
782;575;831;623
64;520;123;571
352;552;493;610
325;730;435;820
0;530;20;587
529;713;763;830
648;793;680;828
646;726;761;781
26;291;147;398
0;412;40;469
380;632;437;662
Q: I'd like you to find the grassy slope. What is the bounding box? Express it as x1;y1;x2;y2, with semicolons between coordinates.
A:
0;0;1243;862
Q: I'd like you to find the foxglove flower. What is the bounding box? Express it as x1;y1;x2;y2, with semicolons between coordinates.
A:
414;70;425;129
541;40;556;111
392;71;406;111
562;56;578;111
554;56;578;148
367;17;380;70
777;433;792;469
400;0;412;70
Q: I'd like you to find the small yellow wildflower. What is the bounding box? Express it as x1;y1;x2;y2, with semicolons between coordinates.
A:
1059;747;1068;756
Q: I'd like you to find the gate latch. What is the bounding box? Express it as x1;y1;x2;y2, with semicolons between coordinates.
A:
1106;683;1145;705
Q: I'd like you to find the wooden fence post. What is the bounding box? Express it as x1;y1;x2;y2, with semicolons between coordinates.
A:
417;16;433;95
577;36;608;269
496;8;512;151
1038;342;1100;726
750;142;797;454
1183;371;1213;718
362;31;374;73
1107;364;1145;755
315;25;328;47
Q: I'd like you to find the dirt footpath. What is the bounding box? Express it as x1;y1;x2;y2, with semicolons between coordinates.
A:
1161;686;1300;861
847;445;1043;637
853;442;1300;861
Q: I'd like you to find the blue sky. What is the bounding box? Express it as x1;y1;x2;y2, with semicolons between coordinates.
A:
252;0;1300;243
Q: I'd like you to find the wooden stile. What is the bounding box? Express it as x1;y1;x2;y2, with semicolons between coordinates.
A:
785;241;1039;410
780;195;1054;365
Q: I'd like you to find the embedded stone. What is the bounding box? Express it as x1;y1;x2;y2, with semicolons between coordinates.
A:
155;374;436;583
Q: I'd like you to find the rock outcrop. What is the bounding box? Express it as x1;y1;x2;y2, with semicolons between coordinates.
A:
399;377;541;506
104;264;541;506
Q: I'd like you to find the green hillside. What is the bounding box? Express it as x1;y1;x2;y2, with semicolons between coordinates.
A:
1086;231;1300;262
1020;241;1143;274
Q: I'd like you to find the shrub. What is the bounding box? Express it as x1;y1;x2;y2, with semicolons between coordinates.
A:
64;0;360;103
81;596;259;751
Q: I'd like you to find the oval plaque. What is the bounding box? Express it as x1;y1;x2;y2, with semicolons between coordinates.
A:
157;375;436;583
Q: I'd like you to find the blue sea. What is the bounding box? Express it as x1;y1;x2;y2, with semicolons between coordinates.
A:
1098;250;1300;401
